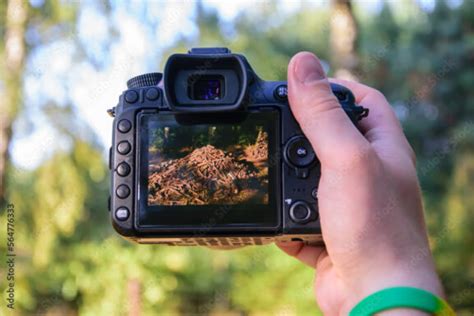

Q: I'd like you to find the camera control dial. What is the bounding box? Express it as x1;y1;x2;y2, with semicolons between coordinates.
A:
127;72;163;88
284;135;316;168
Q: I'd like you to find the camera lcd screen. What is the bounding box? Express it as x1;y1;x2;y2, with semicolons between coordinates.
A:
137;111;280;229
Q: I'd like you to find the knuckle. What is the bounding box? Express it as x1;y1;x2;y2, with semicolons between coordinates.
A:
303;82;338;109
298;104;341;131
296;95;341;129
322;142;376;174
341;142;377;169
370;88;388;102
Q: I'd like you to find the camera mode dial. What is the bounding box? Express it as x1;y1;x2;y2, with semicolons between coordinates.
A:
127;72;163;88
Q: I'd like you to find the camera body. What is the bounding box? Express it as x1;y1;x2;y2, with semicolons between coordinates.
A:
108;47;368;247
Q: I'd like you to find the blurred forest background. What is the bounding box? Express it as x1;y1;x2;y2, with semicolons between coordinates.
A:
148;123;265;158
0;0;473;315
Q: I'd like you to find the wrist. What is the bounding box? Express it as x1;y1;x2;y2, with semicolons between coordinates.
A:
346;286;450;316
341;260;444;315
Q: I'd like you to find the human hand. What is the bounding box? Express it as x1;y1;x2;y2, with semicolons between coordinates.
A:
277;52;444;315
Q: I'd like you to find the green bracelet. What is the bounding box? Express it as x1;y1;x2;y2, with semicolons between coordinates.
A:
349;287;456;316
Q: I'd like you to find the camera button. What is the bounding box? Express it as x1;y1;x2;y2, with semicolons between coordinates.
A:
146;88;160;101
289;201;312;224
117;119;131;133
274;84;288;100
117;141;131;155
295;168;309;179
116;185;130;199
125;90;139;103
285;136;315;168
115;207;129;221
116;162;131;177
296;147;307;157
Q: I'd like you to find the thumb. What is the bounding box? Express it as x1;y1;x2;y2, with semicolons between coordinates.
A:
287;52;369;167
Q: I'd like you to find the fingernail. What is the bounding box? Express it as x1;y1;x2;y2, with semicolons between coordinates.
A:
294;53;325;84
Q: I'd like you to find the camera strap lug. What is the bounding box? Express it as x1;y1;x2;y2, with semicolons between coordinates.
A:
107;107;116;117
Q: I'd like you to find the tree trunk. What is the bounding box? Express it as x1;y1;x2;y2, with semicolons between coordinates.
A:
330;0;359;80
0;0;27;203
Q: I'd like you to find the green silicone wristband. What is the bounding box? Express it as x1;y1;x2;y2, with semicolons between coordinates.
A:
349;287;456;316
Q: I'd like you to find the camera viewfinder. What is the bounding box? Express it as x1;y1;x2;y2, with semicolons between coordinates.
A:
188;75;224;101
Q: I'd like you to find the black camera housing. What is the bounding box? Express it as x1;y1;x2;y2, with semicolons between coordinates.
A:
108;47;368;247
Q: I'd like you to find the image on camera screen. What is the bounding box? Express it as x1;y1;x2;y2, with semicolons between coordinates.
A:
147;116;270;206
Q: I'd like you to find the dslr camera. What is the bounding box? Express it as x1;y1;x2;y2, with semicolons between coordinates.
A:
108;47;368;247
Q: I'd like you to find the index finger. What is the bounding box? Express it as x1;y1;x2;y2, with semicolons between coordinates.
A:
329;78;415;162
276;242;327;269
329;78;402;137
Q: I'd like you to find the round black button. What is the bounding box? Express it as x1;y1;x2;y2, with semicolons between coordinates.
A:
145;88;160;101
285;136;316;167
116;184;130;199
117;119;131;133
289;201;312;224
311;187;318;200
117;141;131;155
125;90;139;103
274;84;288;100
116;162;131;177
115;207;129;221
